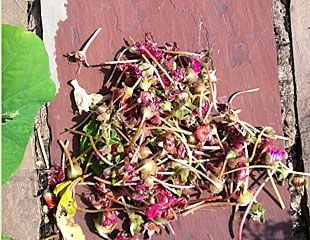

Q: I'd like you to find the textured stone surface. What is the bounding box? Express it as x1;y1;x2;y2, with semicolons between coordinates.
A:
2;138;41;240
291;0;310;225
42;0;291;239
2;1;41;239
1;0;28;27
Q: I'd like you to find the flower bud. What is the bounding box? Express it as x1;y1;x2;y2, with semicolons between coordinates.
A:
140;159;157;179
237;190;253;206
67;163;83;180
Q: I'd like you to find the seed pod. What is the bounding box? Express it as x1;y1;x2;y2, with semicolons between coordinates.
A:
67;163;83;180
185;67;199;82
237;190;253;207
209;175;224;194
140;159;157;179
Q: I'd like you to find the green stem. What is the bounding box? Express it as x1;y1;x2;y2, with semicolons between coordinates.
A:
248;127;269;162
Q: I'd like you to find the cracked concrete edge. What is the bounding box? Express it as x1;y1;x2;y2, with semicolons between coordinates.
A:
41;0;69;91
291;0;310;222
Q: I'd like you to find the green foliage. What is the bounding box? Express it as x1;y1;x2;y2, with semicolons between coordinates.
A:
2;24;56;184
1;234;13;240
79;116;100;162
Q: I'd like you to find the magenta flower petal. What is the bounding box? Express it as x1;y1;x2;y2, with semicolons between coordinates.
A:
146;204;162;219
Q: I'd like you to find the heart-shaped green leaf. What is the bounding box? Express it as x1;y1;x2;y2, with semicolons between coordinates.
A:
2;24;56;184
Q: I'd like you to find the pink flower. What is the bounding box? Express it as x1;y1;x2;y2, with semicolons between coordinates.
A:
177;143;186;158
162;76;170;86
191;59;201;73
265;147;287;165
115;236;129;240
146;204;162;219
156;189;176;207
102;211;118;227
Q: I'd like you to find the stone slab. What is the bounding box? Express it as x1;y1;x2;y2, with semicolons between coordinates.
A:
291;0;310;224
2;138;41;240
42;0;291;239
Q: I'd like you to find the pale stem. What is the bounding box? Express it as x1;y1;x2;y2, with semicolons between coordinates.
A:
151;176;195;189
36;127;49;169
89;136;113;166
59;140;73;169
141;54;166;89
238;169;276;240
144;48;174;83
81;28;102;53
267;169;285;209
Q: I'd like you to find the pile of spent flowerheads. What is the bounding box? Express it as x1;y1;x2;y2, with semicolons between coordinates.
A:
48;33;309;240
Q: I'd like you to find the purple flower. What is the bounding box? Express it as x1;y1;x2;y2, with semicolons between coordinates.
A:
115;235;130;240
162;76;170;86
265;147;287;165
191;59;201;73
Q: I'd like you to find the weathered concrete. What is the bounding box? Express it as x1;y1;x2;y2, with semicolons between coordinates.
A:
1;0;28;27
2;138;41;240
2;1;41;239
291;0;310;226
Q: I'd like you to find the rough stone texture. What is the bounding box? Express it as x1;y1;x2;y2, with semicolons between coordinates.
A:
291;0;310;233
272;0;296;150
1;0;28;27
2;138;41;240
42;0;291;239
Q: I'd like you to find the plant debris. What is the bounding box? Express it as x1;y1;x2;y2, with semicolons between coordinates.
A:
45;33;310;240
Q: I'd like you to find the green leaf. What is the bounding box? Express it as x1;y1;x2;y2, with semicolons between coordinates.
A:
250;202;265;224
2;24;56;184
128;212;144;236
1;234;13;240
79;116;100;162
59;188;77;216
90;163;104;176
54;181;72;196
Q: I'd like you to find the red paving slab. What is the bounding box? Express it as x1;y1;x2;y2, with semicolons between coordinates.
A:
48;0;291;239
